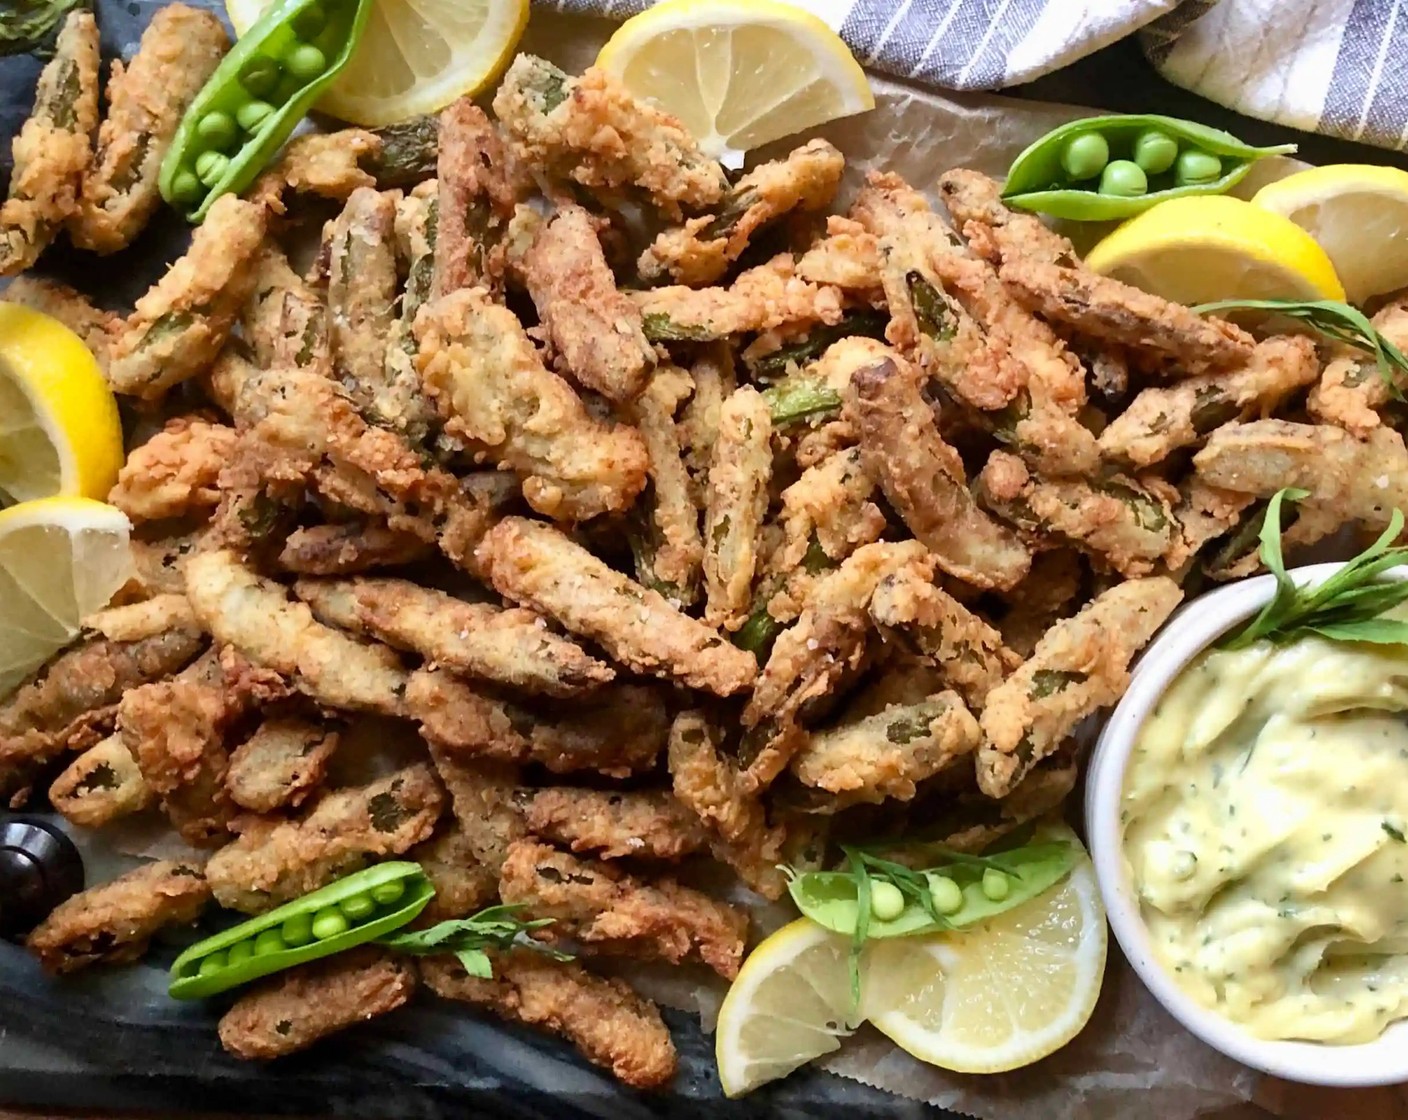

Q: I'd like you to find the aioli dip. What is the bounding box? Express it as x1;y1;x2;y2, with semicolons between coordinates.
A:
1121;632;1408;1044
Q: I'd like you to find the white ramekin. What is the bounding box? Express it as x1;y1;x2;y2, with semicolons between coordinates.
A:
1085;561;1408;1087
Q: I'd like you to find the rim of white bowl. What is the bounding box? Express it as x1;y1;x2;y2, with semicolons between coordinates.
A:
1086;561;1408;1087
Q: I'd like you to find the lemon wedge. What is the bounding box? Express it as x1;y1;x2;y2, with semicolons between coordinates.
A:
596;0;874;163
0;302;123;506
1083;194;1345;306
715;825;1105;1094
227;0;529;127
0;497;134;699
1252;164;1408;305
864;840;1106;1073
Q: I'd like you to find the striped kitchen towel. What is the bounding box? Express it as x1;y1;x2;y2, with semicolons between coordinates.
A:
544;0;1408;152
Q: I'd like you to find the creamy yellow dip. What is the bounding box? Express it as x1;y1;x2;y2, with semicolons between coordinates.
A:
1122;632;1408;1044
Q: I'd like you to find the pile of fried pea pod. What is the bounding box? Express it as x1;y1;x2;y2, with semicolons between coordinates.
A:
1001;113;1297;221
158;0;375;222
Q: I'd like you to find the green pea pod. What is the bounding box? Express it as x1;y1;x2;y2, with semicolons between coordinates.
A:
788;841;1077;940
159;0;375;222
1002;114;1296;221
168;861;433;999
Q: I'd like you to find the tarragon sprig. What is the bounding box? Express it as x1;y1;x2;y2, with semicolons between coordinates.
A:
376;904;569;979
1221;488;1408;649
1194;298;1408;394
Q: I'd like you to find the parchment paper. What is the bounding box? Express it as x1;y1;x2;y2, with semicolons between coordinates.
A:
19;9;1406;1118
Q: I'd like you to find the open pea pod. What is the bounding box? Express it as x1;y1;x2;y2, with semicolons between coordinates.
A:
159;0;375;222
1001;114;1296;221
788;841;1078;940
169;861;433;999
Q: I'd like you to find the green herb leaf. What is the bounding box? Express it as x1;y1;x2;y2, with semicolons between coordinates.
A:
455;948;494;978
1194;299;1408;396
1383;821;1406;843
376;904;570;975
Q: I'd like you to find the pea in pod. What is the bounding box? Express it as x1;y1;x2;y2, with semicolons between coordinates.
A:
1002;114;1296;221
168;861;433;999
159;0;375;222
787;840;1077;940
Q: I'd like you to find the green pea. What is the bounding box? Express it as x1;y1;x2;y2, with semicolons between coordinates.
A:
290;2;327;38
370;879;406;906
286;43;327;82
194;151;230;188
236;100;275;133
253;927;286;956
168;169;203;205
311;907;350;940
1132;129;1179;175
982;868;1010;902
1099;159;1148;198
281;910;314;947
239;55;282;98
339;891;376;922
197;951;228;978
227;940;255;967
195;111;236;149
1059;132;1109;182
1176;149;1223;186
926;873;964;915
869;881;906;922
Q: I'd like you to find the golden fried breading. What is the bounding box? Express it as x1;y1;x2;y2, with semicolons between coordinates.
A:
525;203;656;402
2;275;118;368
1306;297;1408;437
70;4;228;253
433;99;520;298
408;824;499;923
1099;336;1319;467
627;364;703;604
108;194;268;399
219;948;415;1060
426;746;525;877
937;167;1074;266
48;733;152;828
276;520;433;576
239;243;313;367
1162;479;1257;575
678;342;736;506
186;550;408;715
791;692;980;805
520;788;709;860
296;577;613;698
416;287;649;521
703;386;773;630
250;129;381;212
421;950;678;1090
639;139;845;285
499;839;748;978
225;716;340;814
868;565;1019;709
409;670;666;779
477;517;757;696
82;592;198;641
108;417;238;522
27;859;209;974
977;577;1183;797
795;216;883;292
845;350;1031;590
205;763;443;912
0;12;99;275
124;533;204;598
776;447;884;571
493;55;725;218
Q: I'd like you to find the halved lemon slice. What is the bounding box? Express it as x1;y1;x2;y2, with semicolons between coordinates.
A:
864;837;1106;1073
1084;194;1345;306
227;0;529;127
596;0;874;163
714;916;861;1098
0;497;134;699
1253;164;1408;305
0;302;123;506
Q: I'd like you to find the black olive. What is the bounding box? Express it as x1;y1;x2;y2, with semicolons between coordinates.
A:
0;817;84;938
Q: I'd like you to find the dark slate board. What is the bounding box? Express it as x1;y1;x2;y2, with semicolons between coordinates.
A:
3;5;1404;1117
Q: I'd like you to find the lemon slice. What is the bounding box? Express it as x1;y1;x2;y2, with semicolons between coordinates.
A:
864;839;1105;1073
596;0;874;163
227;0;529;127
714;916;861;1097
0;497;134;699
0;302;123;506
1252;164;1408;305
1083;194;1345;306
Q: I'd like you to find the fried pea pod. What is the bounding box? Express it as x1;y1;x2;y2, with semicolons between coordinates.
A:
170;862;433;999
1002;114;1295;220
159;0;375;221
